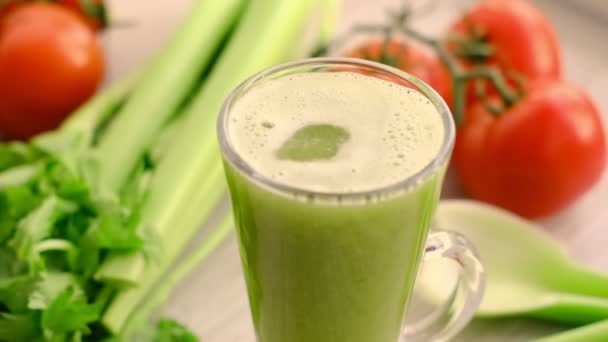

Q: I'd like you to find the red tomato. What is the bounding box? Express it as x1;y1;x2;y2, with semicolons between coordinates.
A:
0;3;104;140
0;0;20;16
345;39;452;106
449;0;562;103
454;82;606;218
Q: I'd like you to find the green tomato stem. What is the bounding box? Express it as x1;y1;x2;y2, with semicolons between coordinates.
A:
327;10;523;125
461;66;520;105
474;79;505;115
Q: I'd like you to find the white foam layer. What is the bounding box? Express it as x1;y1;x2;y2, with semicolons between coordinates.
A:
227;71;445;193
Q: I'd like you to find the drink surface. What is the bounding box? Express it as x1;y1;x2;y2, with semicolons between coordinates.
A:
227;71;444;193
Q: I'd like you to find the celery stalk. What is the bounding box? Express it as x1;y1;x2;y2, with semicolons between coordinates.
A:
132;0;319;239
59;68;141;142
101;0;320;332
101;163;226;333
95;163;225;286
95;0;245;193
117;214;234;340
319;0;341;45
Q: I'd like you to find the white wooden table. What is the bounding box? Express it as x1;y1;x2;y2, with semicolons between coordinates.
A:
105;0;608;340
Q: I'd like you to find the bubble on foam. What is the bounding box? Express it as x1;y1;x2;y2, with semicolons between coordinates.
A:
228;71;444;193
262;121;275;129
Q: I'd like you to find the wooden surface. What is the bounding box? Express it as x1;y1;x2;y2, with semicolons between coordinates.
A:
105;0;608;340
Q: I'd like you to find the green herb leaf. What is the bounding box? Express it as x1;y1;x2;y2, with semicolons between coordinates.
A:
0;186;42;244
0;313;40;342
0;142;41;172
41;286;100;335
46;163;90;204
2;185;43;219
75;229;100;279
276;124;350;161
0;208;13;245
153;319;199;342
28;272;81;311
9;196;76;261
0;247;25;281
89;199;143;250
0;275;39;313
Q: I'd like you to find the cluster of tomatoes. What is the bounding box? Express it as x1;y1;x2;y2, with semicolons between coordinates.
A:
0;0;106;140
347;0;606;218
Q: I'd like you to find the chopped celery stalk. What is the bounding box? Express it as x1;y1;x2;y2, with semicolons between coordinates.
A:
95;0;245;193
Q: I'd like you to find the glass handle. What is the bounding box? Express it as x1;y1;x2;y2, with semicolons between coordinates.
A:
402;230;486;342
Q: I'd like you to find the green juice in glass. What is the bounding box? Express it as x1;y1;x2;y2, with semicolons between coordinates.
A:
221;70;448;342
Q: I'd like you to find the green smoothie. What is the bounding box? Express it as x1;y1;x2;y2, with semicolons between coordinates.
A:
222;71;447;342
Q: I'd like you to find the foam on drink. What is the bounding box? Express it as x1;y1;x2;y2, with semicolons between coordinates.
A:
227;71;445;193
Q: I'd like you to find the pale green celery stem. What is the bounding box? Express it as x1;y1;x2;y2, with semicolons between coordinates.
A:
60;69;141;141
101;162;226;333
533;320;608;342
94;0;245;193
119;214;234;339
101;0;319;332
319;0;341;44
97;0;318;286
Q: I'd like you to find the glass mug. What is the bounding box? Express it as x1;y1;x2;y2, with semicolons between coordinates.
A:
218;58;485;342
